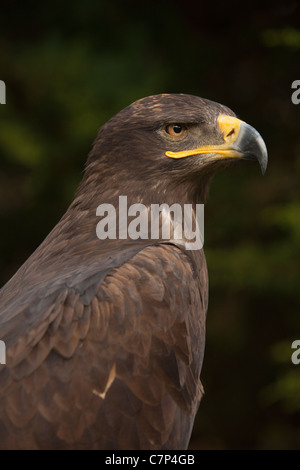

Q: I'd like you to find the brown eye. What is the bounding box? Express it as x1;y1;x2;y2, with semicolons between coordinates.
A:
164;124;187;138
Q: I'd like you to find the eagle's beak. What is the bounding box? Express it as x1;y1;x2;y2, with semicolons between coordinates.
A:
165;115;268;175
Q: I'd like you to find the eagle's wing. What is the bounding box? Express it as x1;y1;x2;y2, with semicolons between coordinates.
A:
0;244;208;450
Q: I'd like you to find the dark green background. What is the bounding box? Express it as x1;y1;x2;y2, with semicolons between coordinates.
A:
0;0;299;449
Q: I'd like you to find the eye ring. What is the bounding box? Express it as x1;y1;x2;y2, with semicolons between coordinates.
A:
163;123;188;138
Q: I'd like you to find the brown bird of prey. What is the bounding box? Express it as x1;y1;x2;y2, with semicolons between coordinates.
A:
0;94;267;450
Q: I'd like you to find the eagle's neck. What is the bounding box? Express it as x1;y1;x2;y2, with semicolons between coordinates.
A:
60;160;214;247
0;162;212;299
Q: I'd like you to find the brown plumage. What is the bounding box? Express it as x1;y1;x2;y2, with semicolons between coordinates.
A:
0;94;267;449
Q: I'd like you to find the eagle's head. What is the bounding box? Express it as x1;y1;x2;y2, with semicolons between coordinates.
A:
80;93;268;205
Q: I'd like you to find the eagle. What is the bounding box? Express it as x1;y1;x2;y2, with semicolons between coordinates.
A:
0;94;267;450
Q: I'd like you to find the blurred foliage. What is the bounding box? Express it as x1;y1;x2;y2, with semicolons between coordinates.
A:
0;0;300;449
262;27;300;48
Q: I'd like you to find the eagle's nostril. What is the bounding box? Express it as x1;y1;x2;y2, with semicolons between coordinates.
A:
224;127;236;143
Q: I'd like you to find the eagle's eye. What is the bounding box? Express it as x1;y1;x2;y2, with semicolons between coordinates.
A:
163;124;188;138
